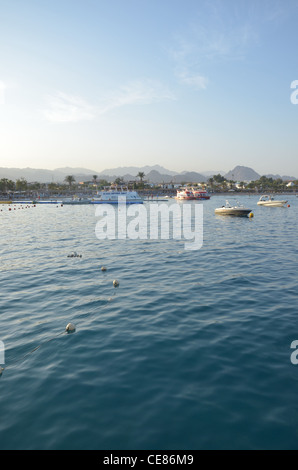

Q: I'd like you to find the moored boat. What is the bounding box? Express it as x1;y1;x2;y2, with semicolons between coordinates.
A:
90;186;143;204
61;196;91;205
192;188;211;200
175;188;195;200
215;200;252;217
257;195;288;207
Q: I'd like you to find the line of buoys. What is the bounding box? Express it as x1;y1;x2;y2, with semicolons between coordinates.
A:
0;254;122;378
2;204;38;212
67;252;82;258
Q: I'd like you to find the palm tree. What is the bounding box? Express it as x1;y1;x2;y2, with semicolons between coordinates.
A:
114;177;124;186
16;178;28;191
0;178;15;192
64;175;75;188
208;177;214;188
93;175;98;184
137;172;145;182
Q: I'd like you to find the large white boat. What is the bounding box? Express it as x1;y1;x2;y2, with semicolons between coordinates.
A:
192;188;211;200
90;186;143;204
175;188;195;200
215;200;252;217
257;195;288;207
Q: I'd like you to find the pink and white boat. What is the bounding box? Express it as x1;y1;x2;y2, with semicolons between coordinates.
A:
175;188;195;200
192;188;211;200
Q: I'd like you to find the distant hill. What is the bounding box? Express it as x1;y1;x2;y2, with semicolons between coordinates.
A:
146;170;174;183
265;173;296;181
0;165;296;184
224;166;260;182
201;170;225;177
98;165;178;178
0;167;99;183
55;167;98;175
224;165;297;182
175;172;207;183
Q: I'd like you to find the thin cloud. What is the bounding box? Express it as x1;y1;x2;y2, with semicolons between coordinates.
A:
98;79;176;115
177;70;208;90
43;80;175;122
168;1;262;90
44;92;96;123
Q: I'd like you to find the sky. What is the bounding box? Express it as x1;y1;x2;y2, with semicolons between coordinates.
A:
1;0;298;176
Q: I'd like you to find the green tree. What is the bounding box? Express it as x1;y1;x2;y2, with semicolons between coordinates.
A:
48;183;60;191
64;175;75;188
114;177;124;186
16;178;28;191
98;179;109;188
213;174;226;184
0;178;15;192
28;182;41;190
137;172;145;182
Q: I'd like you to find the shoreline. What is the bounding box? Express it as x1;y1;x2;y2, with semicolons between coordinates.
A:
1;191;296;204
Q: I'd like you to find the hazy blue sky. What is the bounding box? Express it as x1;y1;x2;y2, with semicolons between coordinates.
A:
1;0;298;175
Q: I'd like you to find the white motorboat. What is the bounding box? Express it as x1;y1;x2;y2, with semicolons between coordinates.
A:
257;195;288;207
215;200;252;217
90;186;143;204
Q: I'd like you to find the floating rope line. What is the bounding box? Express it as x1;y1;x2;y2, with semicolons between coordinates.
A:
0;279;120;378
0;329;70;377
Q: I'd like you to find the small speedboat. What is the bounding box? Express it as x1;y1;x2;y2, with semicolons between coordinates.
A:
215;201;252;217
257;195;288;207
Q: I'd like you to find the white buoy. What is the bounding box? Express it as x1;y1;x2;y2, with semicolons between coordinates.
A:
66;323;76;333
113;280;119;288
101;266;107;271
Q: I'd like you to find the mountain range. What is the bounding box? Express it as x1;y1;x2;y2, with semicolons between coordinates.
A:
0;165;296;184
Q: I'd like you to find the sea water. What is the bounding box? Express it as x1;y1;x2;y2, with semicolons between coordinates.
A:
0;195;297;450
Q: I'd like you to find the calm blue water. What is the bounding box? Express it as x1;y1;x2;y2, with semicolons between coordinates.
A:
0;195;298;450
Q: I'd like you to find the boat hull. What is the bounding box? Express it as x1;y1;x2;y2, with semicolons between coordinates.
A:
175;197;195;201
62;200;91;205
90;200;143;204
215;208;252;217
257;201;287;207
